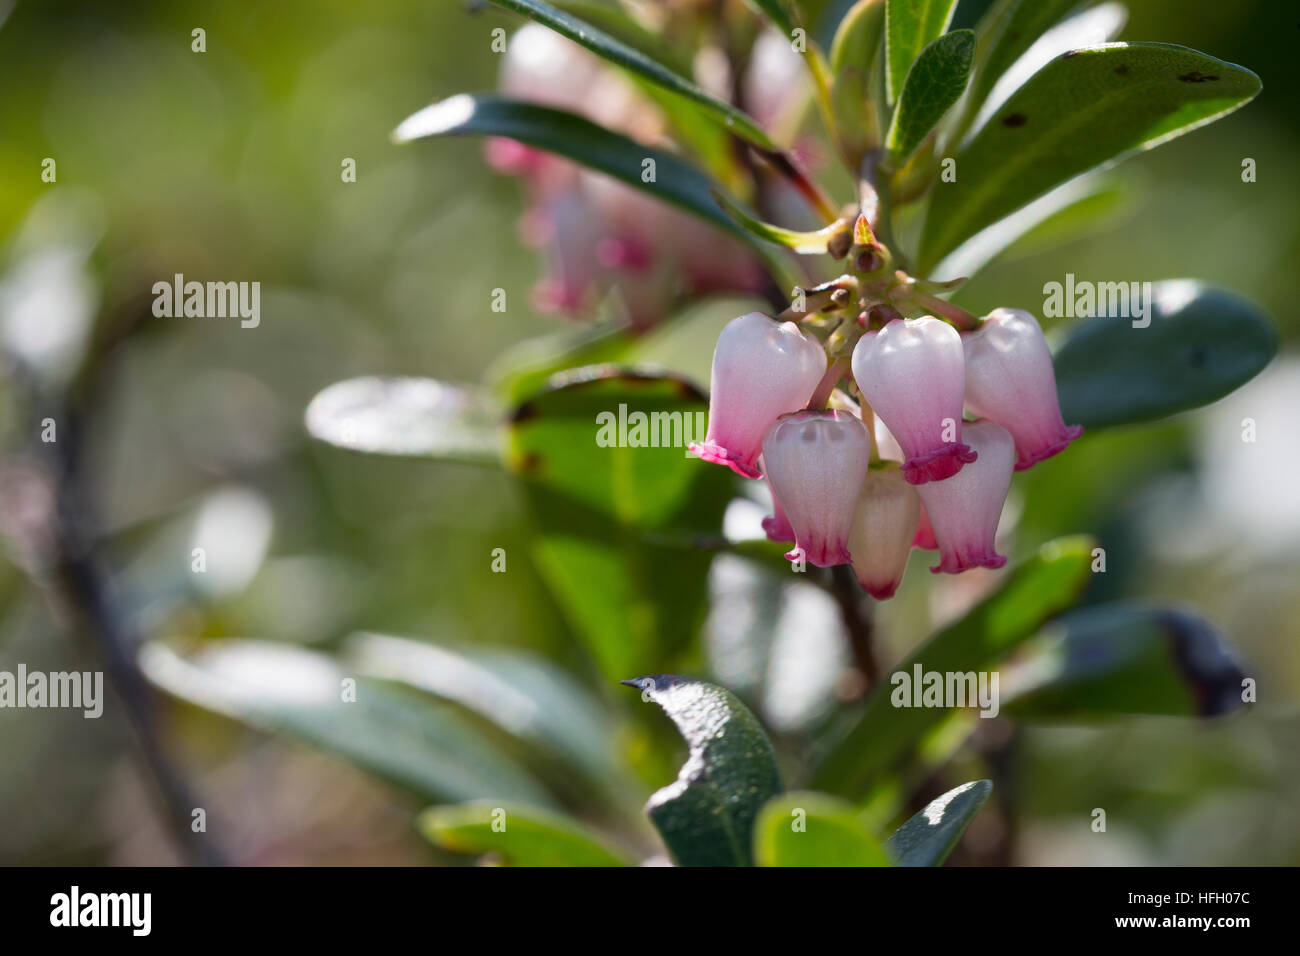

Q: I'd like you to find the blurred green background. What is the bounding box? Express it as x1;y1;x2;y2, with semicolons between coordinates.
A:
0;0;1296;865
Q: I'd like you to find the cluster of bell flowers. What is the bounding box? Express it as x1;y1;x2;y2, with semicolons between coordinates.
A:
689;309;1082;598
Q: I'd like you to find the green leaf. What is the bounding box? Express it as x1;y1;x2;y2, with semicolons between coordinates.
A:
305;376;499;465
552;0;694;77
830;0;887;75
885;0;958;104
481;0;776;149
829;0;887;159
1053;280;1277;429
747;0;800;35
886;29;974;165
418;801;632;866
345;633;624;787
140;640;551;805
394;95;740;235
755;792;891;866
1003;603;1249;719
507;367;732;678
918;43;1261;272
886;779;992;866
965;0;1086;123
811;536;1095;796
626;674;783;866
712;189;848;253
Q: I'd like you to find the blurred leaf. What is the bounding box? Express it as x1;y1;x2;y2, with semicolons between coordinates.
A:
141;641;552;805
507;366;732;677
481;0;776;148
346;633;624;787
305;376;499;464
552;0;694;76
999;176;1128;257
811;536;1095;796
712;189;847;253
918;43;1261;273
886;29;974;165
886;779;992;865
829;0;886;160
746;0;800;34
394;95;742;234
754;792;891;865
1003;603;1249;719
488;319;639;405
884;0;958;104
1053;281;1277;428
830;0;886;74
625;674;782;866
418;801;632;866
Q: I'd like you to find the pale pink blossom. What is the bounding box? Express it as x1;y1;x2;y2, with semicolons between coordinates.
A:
851;317;977;484
963;307;1083;469
691;313;825;478
848;467;921;598
916;421;1016;574
761;410;871;567
761;476;795;543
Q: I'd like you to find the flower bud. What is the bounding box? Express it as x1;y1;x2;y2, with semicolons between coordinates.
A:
963;308;1083;469
915;421;1015;574
851;317;977;484
691;312;825;478
761;410;871;567
848;467;921;599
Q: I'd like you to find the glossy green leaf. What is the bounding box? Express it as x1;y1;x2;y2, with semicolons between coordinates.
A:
507;367;732;678
140;640;551;805
886;779;992;866
965;0;1086;124
418;801;632;866
626;674;782;866
919;43;1261;272
1053;280;1277;428
1003;604;1249;719
552;0;694;77
394;95;740;235
305;376;499;464
811;536;1095;796
886;29;974;164
482;0;775;148
755;792;891;866
345;633;624;786
712;189;848;253
885;0;958;104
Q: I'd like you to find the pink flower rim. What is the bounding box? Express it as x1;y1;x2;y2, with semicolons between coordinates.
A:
901;443;978;485
1013;425;1084;471
688;440;762;479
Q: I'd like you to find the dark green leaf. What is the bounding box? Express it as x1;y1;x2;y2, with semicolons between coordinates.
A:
1053;281;1277;428
919;43;1261;272
886;779;992;865
507;367;732;678
811;536;1095;795
418;801;632;866
626;674;783;866
394;95;741;234
885;0;958;104
552;0;694;76
140;640;551;805
747;0;800;35
755;792;891;865
1003;603;1250;719
886;29;974;164
305;376;499;464
481;0;776;148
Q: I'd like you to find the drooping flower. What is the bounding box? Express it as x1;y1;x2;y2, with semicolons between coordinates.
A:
761;410;871;567
962;307;1083;469
915;421;1016;574
848;467;921;599
851;317;977;485
690;312;826;478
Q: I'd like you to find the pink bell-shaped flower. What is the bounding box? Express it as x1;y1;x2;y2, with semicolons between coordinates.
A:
848;467;921;599
916;420;1015;574
963;307;1083;470
851;317;977;485
913;502;938;550
690;312;825;478
761;476;795;543
761;410;870;567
